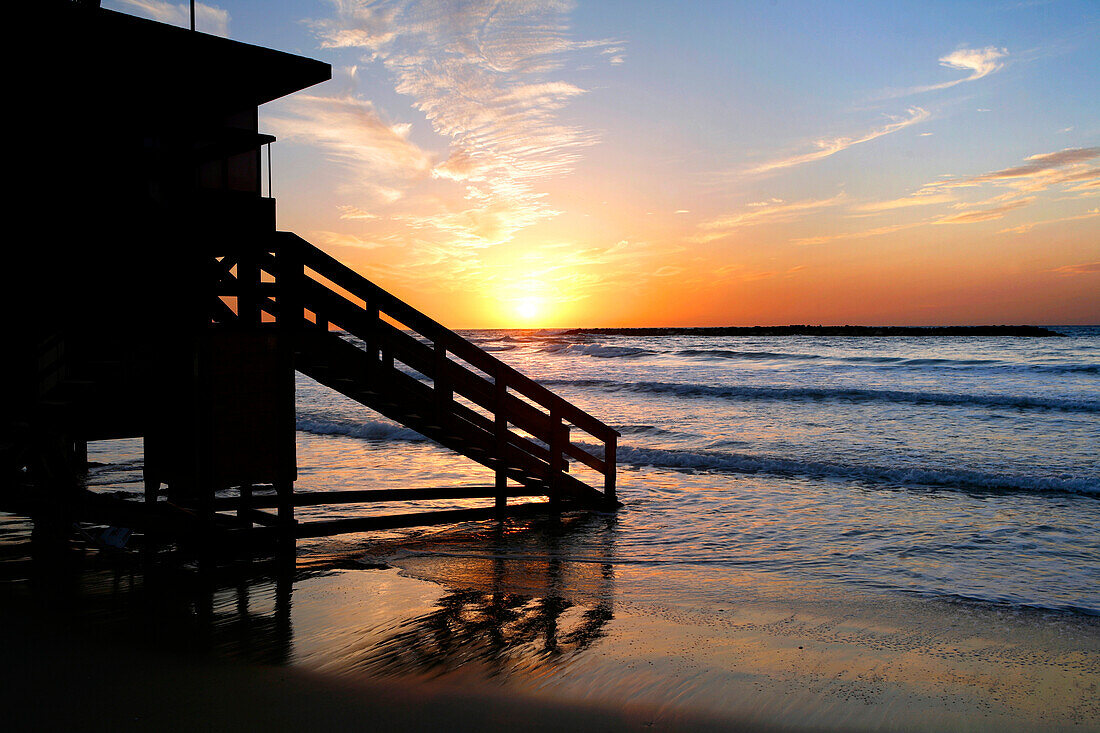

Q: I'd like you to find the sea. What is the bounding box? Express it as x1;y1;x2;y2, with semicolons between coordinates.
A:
71;325;1100;616
5;325;1099;725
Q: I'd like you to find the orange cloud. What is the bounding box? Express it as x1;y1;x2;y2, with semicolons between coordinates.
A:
1047;261;1100;276
938;197;1035;223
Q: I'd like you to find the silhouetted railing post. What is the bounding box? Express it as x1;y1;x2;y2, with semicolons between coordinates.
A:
604;434;617;506
381;329;394;371
494;369;508;517
278;236;302;331
549;411;567;514
366;302;380;365
434;342;451;422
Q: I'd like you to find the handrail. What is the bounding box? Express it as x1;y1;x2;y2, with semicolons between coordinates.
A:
288;235;618;441
213;233;619;506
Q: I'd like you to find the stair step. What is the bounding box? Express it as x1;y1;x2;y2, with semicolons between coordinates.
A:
294;502;565;538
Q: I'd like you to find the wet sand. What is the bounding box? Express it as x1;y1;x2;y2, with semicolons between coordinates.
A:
1;603;776;732
1;532;1097;733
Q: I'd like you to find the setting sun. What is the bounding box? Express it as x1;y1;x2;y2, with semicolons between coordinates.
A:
515;298;541;322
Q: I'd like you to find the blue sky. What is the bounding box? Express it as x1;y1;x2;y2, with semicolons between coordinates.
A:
103;0;1099;326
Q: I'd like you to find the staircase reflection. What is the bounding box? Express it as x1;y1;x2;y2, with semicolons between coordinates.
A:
341;514;618;679
3;512;618;679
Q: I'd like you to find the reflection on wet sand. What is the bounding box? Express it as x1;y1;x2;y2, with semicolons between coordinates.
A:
351;587;613;679
298;513;619;680
3;513;1100;730
0;512;618;682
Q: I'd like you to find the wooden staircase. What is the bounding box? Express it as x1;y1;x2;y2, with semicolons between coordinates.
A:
208;232;619;537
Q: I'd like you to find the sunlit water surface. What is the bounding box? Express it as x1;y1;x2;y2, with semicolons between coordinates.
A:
70;326;1100;616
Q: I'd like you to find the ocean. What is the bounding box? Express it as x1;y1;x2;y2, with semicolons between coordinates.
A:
79;324;1100;616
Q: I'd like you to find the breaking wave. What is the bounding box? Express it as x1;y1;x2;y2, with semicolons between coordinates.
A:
542;379;1100;412
542;344;1099;374
540;343;657;358
296;416;427;442
591;443;1100;496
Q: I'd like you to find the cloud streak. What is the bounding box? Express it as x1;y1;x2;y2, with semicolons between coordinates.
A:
747;108;929;174
1047;261;1100;276
696;194;846;242
938;197;1035;223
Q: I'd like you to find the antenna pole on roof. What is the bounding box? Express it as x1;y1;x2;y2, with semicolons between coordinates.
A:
190;1;195;31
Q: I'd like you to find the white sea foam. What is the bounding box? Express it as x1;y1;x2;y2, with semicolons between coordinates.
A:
296;417;427;442
541;343;657;358
586;443;1100;495
543;378;1100;412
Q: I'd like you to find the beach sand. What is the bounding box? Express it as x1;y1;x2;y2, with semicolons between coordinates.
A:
1;525;1097;732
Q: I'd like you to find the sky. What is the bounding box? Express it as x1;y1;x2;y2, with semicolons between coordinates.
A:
105;0;1099;327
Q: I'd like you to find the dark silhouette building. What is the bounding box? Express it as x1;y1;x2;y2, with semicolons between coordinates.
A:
4;2;617;550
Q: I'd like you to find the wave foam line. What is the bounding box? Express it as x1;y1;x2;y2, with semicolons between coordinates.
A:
297;417;427;442
542;343;1098;374
543;379;1100;412
589;442;1099;495
675;349;1099;374
540;343;657;358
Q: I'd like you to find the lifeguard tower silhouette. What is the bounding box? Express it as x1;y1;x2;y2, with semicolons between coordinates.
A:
4;2;617;551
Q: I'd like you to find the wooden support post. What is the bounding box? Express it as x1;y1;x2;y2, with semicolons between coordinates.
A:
73;437;87;473
239;483;253;529
276;480;295;557
494;372;508;517
604;434;617;506
144;475;159;505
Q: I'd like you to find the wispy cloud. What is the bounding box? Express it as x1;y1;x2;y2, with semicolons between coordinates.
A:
938;197;1035;223
851;192;956;214
929;47;1008;88
747;108;929;174
792;221;926;246
110;0;229;36
308;230;391;250
714;264;807;282
266;93;433;191
307;0;620;247
924;147;1100;194
970;147;1100;183
880;46;1008;98
1047;261;1100;276
798;147;1100;244
696;194;846;242
337;205;379;220
1000;207;1100;234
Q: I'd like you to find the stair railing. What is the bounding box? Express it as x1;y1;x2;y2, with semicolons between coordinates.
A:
211;234;618;508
